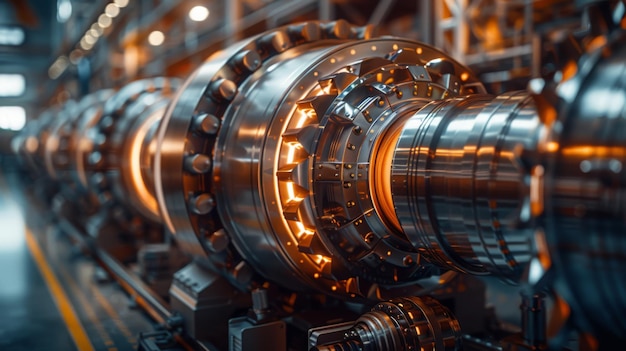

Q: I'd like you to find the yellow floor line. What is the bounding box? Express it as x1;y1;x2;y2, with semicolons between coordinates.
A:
24;227;95;351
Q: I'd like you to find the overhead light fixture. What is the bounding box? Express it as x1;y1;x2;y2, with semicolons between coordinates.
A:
148;30;165;46
89;28;101;38
0;106;27;131
0;26;25;46
98;13;112;28
79;39;93;51
90;23;103;36
0;74;26;97
114;0;129;8
57;0;72;23
105;3;120;18
189;5;209;22
84;33;97;45
69;50;83;64
48;56;69;79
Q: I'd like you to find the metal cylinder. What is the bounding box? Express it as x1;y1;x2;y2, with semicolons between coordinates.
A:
86;78;180;224
540;28;626;338
388;92;542;281
155;20;486;297
313;296;461;351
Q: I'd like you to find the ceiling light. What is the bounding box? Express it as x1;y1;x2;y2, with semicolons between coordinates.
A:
89;28;101;38
57;0;72;23
148;30;165;46
48;56;69;79
105;3;120;17
189;5;209;22
0;26;25;46
80;39;93;51
90;24;103;35
114;0;129;8
98;14;112;28
0;106;26;131
0;74;25;97
69;50;83;64
84;33;97;45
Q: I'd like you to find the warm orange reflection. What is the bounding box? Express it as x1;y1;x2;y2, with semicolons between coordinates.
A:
561;145;626;158
128;109;160;219
371;120;403;233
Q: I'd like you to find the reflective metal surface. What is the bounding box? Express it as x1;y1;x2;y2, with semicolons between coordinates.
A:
312;296;461;351
155;20;487;297
88;78;180;224
11;11;626;351
391;92;541;281
536;26;626;339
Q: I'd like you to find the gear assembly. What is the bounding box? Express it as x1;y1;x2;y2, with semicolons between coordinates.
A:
11;2;626;351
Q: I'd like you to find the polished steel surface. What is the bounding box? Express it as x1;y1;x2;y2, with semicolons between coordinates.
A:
11;13;626;350
391;92;541;281
313;296;461;351
155;20;488;297
71;90;115;193
87;78;179;224
538;27;626;338
43;100;77;180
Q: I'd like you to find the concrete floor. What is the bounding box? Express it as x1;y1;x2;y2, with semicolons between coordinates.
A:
0;165;154;351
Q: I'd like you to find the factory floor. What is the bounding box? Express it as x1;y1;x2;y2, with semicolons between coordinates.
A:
0;165;154;351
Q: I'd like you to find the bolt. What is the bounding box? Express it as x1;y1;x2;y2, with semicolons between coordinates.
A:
206;228;229;253
262;31;289;53
329;19;351;39
234;50;261;73
232;261;253;285
190;193;214;215
100;115;114;131
184;154;212;174
209;78;237;101
194;114;220;135
298;22;321;42
88;151;103;166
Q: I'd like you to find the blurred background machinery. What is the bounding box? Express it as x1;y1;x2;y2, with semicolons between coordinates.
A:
1;1;626;351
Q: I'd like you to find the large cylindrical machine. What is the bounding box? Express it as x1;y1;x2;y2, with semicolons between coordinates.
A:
155;20;544;296
151;18;626;348
14;8;626;351
158;21;476;295
536;24;626;342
